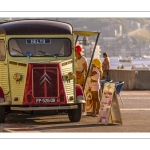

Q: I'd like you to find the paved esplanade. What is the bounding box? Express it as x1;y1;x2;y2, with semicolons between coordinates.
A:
0;90;150;132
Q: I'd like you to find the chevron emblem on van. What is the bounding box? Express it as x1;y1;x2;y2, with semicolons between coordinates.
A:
40;72;52;85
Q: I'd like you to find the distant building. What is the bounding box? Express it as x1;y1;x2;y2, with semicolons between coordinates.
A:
120;35;134;57
76;37;101;59
83;42;101;59
126;20;141;30
121;34;133;47
140;44;150;56
76;39;101;59
101;24;122;38
99;37;118;56
121;46;126;58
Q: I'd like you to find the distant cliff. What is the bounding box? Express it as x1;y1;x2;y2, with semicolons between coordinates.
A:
58;18;150;32
58;18;150;45
129;24;150;45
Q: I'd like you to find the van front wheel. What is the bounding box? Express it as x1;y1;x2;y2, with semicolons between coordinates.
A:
0;106;5;123
68;104;82;122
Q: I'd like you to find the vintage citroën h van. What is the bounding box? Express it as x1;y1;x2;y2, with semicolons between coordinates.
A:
0;19;100;123
0;19;88;123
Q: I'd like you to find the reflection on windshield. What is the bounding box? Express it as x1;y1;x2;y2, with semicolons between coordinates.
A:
9;38;71;57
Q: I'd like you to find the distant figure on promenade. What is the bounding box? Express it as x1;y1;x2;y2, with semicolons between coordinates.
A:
75;45;88;114
102;53;110;79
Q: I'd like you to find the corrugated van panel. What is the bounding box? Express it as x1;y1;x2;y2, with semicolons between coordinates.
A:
9;62;27;105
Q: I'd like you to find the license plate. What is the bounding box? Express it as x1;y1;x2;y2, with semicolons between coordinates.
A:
36;98;57;103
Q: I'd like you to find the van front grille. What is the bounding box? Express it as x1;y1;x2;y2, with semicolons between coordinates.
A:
33;67;58;98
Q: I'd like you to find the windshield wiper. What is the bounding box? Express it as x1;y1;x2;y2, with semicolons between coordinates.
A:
38;51;52;56
12;48;24;55
53;53;62;57
38;51;62;57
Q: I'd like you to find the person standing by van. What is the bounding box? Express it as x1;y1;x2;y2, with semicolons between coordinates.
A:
88;58;103;117
102;52;110;79
75;45;88;114
75;45;88;87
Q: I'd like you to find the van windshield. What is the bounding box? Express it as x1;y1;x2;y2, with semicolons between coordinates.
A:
8;38;71;57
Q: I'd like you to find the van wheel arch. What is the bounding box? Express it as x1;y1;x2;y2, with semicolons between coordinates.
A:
75;84;86;104
0;87;4;98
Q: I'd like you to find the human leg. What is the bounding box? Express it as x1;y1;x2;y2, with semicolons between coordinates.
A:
99;88;102;101
80;74;86;113
96;90;100;114
91;91;99;116
96;99;100;115
91;91;96;115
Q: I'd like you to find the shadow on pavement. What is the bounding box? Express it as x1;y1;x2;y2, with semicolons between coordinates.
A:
31;123;118;131
5;113;80;125
4;113;120;128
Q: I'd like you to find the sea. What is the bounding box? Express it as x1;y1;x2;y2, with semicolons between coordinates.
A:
87;57;150;70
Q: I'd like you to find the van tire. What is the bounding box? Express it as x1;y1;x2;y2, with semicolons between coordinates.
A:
68;104;82;122
0;106;5;123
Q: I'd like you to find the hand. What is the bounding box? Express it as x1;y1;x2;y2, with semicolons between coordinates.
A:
86;88;91;94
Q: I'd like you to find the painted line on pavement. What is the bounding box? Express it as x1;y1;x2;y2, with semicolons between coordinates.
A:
0;128;41;132
121;108;150;110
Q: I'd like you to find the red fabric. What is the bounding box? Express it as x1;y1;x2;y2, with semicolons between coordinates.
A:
0;87;4;98
76;84;83;96
75;45;82;54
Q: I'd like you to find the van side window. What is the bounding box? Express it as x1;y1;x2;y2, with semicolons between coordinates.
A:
0;40;5;61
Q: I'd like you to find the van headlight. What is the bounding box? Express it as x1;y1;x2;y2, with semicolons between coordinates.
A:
62;72;75;83
13;73;22;81
67;72;75;80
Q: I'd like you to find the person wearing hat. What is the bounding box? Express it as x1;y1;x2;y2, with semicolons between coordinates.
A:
75;45;88;114
88;58;103;117
75;45;88;87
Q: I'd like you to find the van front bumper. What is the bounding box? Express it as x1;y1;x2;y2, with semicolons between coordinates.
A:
11;105;78;111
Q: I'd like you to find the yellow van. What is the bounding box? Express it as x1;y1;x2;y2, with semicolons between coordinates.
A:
0;19;99;123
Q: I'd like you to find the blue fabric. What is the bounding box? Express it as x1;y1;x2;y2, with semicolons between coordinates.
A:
25;52;33;57
115;81;124;94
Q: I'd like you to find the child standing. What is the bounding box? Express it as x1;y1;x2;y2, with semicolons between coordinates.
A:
89;58;103;117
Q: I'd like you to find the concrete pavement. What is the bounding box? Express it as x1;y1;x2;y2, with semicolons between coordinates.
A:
0;90;150;132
